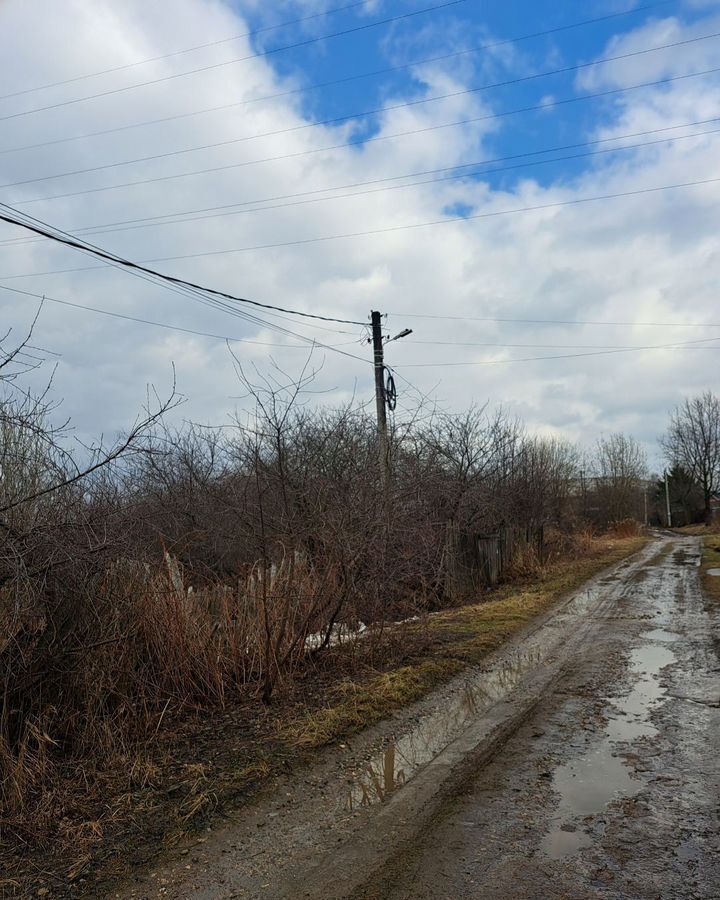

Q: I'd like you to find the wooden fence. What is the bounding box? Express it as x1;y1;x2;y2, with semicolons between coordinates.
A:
445;522;545;600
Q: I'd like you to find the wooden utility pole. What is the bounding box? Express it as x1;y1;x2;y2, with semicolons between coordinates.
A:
665;470;672;528
371;310;390;489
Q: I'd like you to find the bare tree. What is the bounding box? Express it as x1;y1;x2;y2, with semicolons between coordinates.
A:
511;437;581;528
418;405;523;600
590;433;647;525
662;391;720;524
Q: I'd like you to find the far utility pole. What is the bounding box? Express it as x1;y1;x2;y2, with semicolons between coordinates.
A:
371;310;390;490
665;470;673;528
370;310;412;491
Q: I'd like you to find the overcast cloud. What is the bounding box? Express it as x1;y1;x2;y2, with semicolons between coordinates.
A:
0;0;718;468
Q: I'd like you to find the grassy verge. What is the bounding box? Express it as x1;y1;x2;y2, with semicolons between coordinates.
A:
672;523;720;537
701;533;720;603
673;523;720;602
3;534;648;897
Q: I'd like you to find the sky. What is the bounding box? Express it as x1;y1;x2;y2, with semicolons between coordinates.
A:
0;0;718;467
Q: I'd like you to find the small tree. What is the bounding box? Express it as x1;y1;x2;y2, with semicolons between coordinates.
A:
662;391;720;524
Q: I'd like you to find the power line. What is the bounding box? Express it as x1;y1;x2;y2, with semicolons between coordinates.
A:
0;1;677;157
0;209;378;370
389;313;720;328
6;282;711;352
5;176;718;280
0;284;364;351
0;206;374;357
0;1;378;101
394;336;720;367
12;65;719;208
403;338;720;349
3;284;717;374
0;203;368;334
0;0;469;122
5;30;718;191
4;119;718;247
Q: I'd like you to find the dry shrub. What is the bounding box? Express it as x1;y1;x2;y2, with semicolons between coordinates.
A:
0;546;349;843
546;526;597;559
501;540;544;580
500;526;603;582
606;519;643;538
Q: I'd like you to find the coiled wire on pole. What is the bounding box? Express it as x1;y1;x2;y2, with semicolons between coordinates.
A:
384;368;397;411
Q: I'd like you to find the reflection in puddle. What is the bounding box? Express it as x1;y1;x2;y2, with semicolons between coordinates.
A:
342;548;665;813
707;568;720;577
541;634;677;859
343;583;624;810
345;654;545;811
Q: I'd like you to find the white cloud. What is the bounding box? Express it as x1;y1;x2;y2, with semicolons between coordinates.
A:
576;12;720;91
0;0;719;469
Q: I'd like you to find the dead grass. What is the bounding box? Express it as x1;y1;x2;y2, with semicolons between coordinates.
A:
606;519;645;538
2;534;648;897
672;522;720;536
284;535;648;750
284;659;465;750
701;534;720;603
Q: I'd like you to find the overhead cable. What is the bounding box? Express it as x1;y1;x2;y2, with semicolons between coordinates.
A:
4;31;719;191
394;337;720;367
388;313;720;328
4;120;719;247
0;204;367;330
4;176;718;281
0;284;365;351
11;65;720;207
0;0;379;101
0;0;469;121
0;1;677;156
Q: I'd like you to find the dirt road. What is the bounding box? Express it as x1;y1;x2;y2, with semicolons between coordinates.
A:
352;536;720;900
115;535;720;900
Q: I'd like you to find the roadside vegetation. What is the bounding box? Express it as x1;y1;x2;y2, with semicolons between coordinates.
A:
286;530;646;752
669;522;720;602
700;532;720;603
0;323;716;895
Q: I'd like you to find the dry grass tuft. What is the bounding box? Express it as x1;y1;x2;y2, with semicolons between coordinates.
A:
702;535;720;603
674;522;720;536
606;519;644;538
284;659;464;750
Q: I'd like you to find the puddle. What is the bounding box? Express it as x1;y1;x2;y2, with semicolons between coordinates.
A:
343;551;659;812
344;648;546;810
707;568;720;577
541;632;677;859
642;628;678;643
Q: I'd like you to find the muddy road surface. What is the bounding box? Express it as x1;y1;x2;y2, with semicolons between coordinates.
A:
115;536;720;900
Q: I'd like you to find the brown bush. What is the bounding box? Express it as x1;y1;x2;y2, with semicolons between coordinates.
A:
606;519;644;538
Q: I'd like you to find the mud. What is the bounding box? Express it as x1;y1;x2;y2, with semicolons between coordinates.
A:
353;536;720;899
111;536;720;900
